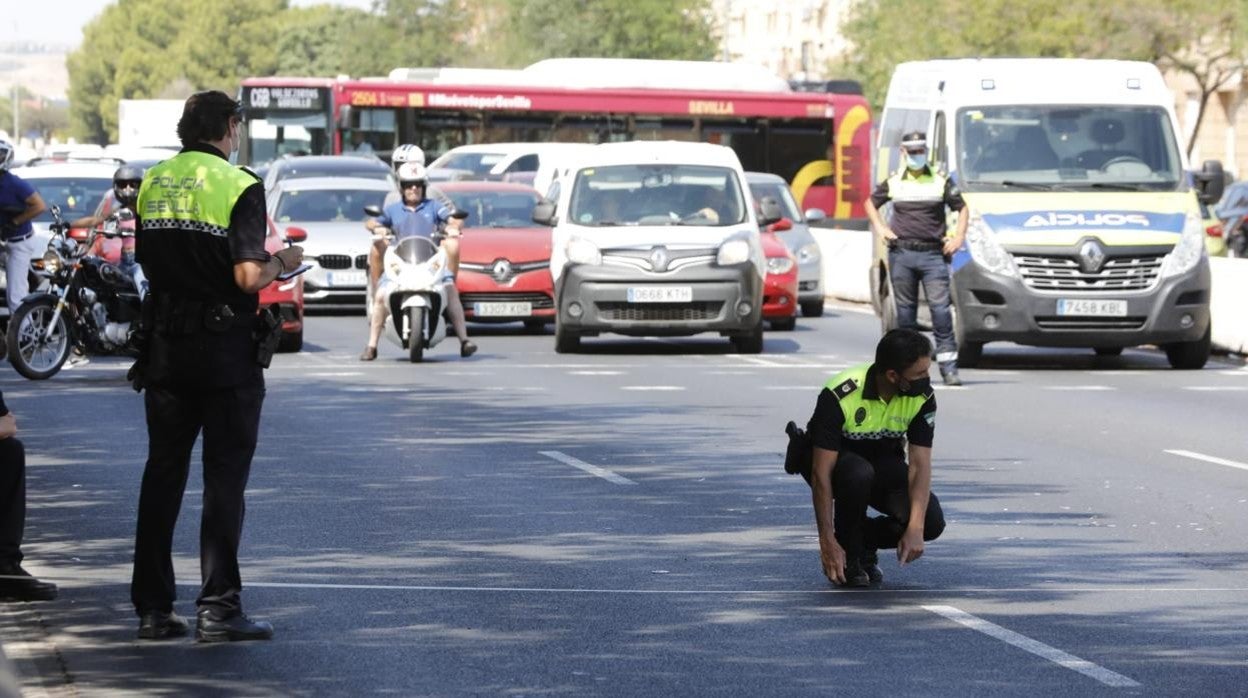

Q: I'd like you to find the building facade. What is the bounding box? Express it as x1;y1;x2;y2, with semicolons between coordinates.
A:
1166;69;1247;181
711;0;852;82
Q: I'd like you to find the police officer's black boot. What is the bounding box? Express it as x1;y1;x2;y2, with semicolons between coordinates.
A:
137;610;188;640
0;562;58;602
840;558;871;588
196;609;274;643
861;550;883;585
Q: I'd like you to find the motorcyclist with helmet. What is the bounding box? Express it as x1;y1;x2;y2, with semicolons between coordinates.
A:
72;164;145;272
361;161;477;360
0;138;48;315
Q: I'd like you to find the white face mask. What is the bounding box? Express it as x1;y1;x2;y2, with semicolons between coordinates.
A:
905;152;928;170
227;123;241;165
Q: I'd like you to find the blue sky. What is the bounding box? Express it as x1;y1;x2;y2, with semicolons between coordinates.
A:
12;0;376;47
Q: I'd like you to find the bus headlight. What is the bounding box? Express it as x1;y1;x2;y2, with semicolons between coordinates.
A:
965;215;1019;278
1159;213;1207;279
717;239;750;266
566;237;602;266
767;256;795;275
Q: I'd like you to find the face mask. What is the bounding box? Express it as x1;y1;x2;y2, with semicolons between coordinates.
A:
905;152;928;170
227;124;241;165
897;375;932;397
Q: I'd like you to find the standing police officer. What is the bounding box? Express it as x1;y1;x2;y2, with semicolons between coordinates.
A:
865;131;968;386
786;329;947;587
129;91;303;642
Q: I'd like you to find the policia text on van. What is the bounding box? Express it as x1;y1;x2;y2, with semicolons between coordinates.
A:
869;59;1223;369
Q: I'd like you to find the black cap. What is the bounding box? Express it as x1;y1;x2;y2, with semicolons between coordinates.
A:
900;131;927;150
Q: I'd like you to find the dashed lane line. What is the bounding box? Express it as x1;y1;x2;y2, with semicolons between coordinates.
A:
1042;386;1116;391
922;605;1140;688
1163;449;1248;472
620;386;685;392
1181;386;1248;391
538;451;637;485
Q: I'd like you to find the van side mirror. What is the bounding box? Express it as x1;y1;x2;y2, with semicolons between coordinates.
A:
284;226;308;244
532;199;557;226
757;197;783;227
363;205;383;218
804;207;827;224
1194;160;1225;205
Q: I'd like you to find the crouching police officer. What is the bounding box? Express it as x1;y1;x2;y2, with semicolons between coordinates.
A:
128;91;303;642
785;329;946;587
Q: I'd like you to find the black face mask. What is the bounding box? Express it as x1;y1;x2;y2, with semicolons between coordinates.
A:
897;376;931;397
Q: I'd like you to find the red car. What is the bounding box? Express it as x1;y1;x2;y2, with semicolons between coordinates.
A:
762;219;799;331
88;191;308;352
431;182;554;331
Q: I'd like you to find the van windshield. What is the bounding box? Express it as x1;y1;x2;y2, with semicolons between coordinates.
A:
569;164;746;227
956;105;1183;192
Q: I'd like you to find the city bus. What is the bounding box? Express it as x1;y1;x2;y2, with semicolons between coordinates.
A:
240;59;873;221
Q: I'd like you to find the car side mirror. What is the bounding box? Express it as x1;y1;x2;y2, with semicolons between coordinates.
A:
758;197;783;227
532;199;557;226
769;217;793;232
363;205;383;218
284;226;308;243
1194;160;1225;205
804;207;827;224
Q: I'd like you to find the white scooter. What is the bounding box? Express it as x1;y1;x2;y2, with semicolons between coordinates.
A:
363;205;465;363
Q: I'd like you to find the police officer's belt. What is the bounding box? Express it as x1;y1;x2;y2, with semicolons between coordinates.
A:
153;295;254;334
891;238;944;252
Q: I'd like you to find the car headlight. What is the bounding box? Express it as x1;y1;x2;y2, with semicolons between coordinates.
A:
767;256;795;275
965;214;1019;278
717;238;751;266
797;242;820;264
1159;212;1207;279
566;237;602;266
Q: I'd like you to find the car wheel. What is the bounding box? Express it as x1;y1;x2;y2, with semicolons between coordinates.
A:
523;319;546;335
771;317;797;332
731;322;765;354
1164;324;1210;370
555;319;580;353
277;328;303;353
957;341;983;368
800;300;824;317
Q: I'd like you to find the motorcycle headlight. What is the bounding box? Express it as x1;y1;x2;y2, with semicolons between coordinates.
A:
965;215;1019;278
797;242;820;264
566;237;602;266
767;256;795;275
717;238;751;266
42;250;61;275
1159;213;1207;279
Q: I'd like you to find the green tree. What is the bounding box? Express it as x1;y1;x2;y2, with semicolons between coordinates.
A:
275;6;391;77
67;0;288;144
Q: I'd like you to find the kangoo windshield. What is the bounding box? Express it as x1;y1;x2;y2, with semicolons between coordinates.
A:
569;164;747;227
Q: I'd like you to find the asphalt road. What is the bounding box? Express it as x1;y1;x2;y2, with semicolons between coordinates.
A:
2;305;1247;696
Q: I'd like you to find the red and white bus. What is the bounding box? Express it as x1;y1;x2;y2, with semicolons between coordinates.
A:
240;59;872;221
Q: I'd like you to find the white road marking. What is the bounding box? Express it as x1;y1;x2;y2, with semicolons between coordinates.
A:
539;451;637;485
305;372;364;377
1218;369;1248;377
922;605;1140;688
570;370;624;376
621;386;685;391
1182;386;1248;392
734;355;786;367
763;386;811;391
1164;449;1248;472
1042;386;1115;391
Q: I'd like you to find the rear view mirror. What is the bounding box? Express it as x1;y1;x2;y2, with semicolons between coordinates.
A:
284;226;308;243
532;199;556;226
363;205;383;218
1194;160;1225;204
449;208;470;220
804;208;827;224
758;197;783;227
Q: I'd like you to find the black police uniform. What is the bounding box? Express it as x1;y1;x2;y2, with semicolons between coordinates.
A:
129;143;274;620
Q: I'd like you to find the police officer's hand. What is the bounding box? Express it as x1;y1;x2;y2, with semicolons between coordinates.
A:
819;534;847;585
942;236;964;256
274;245;304;272
879;225;897;241
898;528;924;565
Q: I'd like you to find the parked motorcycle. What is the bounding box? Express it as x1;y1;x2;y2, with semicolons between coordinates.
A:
6;205;146;379
363;204;466;362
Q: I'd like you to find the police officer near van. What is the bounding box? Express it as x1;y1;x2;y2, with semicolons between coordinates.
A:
785;328;946;587
865;131;969;386
129;91;303;642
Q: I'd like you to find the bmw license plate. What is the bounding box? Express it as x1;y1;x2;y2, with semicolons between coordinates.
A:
474;302;532;317
627;286;693;303
326;271;366;287
1056;299;1127;316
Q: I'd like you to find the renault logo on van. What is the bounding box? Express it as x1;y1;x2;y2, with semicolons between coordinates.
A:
1023;212;1151;228
1078;240;1107;273
649;246;670;272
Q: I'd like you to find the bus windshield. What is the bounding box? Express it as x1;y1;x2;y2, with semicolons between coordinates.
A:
957;105;1183;192
245;116;330;165
569;164;746;227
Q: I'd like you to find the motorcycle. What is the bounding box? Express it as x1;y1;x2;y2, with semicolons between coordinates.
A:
363;204;466;363
6;205;147;379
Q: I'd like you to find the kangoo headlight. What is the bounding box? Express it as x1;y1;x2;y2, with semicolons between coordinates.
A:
717;239;751;266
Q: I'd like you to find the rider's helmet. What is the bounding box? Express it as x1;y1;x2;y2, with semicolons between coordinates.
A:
112;164;144;208
0;139;15;172
391;143;426;171
397;162;429;191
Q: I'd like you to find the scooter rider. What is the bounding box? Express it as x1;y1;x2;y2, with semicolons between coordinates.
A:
361;162;477;360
